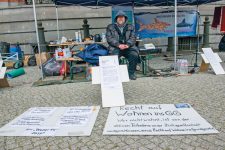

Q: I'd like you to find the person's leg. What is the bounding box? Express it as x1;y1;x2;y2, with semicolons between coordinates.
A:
111;48;123;64
123;49;139;80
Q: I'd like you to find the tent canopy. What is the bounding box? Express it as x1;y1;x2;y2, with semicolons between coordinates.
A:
53;0;221;6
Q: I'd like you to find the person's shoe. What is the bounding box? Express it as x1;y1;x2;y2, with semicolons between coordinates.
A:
129;74;137;80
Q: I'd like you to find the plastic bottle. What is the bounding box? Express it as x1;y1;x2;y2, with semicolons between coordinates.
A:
183;60;189;74
78;30;82;42
101;33;106;42
179;59;188;74
176;59;181;71
86;67;92;80
75;31;79;42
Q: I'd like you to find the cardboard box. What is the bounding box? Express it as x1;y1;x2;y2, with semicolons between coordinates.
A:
55;48;72;59
23;55;31;66
3;61;14;68
0;78;10;88
35;52;50;66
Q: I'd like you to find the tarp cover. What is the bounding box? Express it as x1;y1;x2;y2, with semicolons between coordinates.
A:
54;0;222;6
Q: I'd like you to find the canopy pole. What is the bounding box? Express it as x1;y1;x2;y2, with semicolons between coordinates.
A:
174;0;177;69
195;2;200;67
56;5;60;41
32;0;44;80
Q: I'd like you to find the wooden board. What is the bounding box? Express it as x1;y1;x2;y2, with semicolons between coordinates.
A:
0;78;10;88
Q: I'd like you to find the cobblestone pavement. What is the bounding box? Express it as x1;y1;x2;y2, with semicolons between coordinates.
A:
0;53;225;150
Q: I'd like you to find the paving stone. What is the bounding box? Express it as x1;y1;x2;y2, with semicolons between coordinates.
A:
1;53;225;149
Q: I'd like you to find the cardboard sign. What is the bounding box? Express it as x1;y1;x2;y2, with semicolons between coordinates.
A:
0;60;3;70
0;106;100;136
202;48;225;75
93;56;127;108
103;104;219;135
201;53;222;64
0;67;6;79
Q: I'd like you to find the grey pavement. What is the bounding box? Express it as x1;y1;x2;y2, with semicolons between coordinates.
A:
0;52;225;150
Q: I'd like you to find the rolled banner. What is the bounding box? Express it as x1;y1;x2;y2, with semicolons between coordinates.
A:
6;68;25;79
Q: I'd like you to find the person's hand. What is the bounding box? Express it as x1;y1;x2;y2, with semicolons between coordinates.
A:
124;45;129;49
119;44;129;50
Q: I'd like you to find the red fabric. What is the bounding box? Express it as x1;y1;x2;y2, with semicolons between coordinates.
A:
59;61;70;76
221;6;225;33
212;7;222;28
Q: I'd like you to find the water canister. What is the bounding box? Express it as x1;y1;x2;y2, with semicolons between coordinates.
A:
9;44;22;59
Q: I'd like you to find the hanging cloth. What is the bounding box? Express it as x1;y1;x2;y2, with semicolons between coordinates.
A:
212;7;222;28
221;6;225;32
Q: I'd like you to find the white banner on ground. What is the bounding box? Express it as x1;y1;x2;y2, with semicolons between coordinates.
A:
103;104;219;135
202;48;225;75
0;106;100;136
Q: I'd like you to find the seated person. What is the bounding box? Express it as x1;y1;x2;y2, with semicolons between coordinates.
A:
106;10;139;80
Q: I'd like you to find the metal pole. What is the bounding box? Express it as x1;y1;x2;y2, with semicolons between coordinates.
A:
32;0;44;80
174;0;177;69
56;5;60;41
194;0;200;67
195;8;200;67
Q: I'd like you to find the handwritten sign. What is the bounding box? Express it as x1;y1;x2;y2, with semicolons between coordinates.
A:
0;106;100;136
103;104;219;135
24;127;58;136
57;107;93;126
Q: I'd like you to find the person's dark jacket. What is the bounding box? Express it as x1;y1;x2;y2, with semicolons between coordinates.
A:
219;34;225;52
106;10;139;52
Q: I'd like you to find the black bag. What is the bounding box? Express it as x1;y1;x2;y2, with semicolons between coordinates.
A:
28;55;37;66
219;35;225;52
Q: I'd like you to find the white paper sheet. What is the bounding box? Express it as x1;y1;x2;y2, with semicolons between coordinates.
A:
92;65;129;84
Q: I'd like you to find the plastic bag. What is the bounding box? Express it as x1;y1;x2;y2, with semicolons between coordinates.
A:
42;57;62;76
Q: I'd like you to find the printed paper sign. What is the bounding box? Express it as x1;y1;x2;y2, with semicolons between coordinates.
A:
0;106;100;136
99;56;125;107
103;104;219;135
